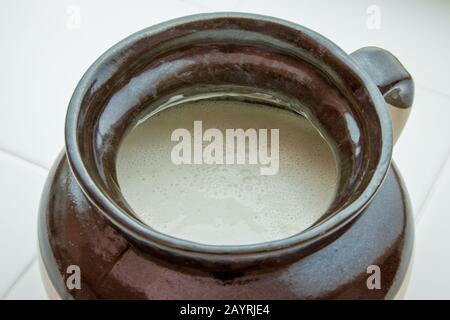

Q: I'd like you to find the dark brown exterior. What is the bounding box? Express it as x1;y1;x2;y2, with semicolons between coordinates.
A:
64;13;396;270
37;13;415;299
39;153;413;299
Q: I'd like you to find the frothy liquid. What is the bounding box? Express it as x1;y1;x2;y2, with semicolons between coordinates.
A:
117;100;337;245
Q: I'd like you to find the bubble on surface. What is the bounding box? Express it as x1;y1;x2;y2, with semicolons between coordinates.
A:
116;100;337;245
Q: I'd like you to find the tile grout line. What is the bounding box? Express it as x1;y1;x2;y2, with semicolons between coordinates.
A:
0;75;445;298
415;147;450;223
0;256;37;300
0;146;50;172
416;82;450;101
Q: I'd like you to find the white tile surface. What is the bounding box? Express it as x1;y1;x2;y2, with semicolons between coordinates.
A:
182;0;243;11
0;0;200;169
0;150;48;297
394;86;450;221
235;0;450;96
4;259;47;300
404;155;450;299
2;0;448;169
0;0;449;300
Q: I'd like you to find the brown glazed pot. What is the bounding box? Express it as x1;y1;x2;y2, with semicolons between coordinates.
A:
38;13;415;299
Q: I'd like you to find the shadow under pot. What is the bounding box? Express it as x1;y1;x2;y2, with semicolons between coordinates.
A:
38;13;414;300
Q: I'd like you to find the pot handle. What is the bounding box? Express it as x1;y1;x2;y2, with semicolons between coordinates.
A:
351;47;414;143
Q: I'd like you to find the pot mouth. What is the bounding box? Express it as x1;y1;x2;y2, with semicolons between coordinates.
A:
65;12;392;268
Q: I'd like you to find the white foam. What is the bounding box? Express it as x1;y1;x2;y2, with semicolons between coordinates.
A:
116;100;337;245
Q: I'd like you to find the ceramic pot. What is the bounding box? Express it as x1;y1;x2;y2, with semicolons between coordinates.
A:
38;13;414;299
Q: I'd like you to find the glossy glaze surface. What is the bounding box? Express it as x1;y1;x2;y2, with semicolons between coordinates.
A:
38;153;413;299
37;13;415;299
64;13;394;270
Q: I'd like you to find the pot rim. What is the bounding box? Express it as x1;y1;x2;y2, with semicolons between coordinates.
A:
65;12;393;258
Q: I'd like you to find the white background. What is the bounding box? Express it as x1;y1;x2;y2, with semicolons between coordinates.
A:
0;0;449;299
